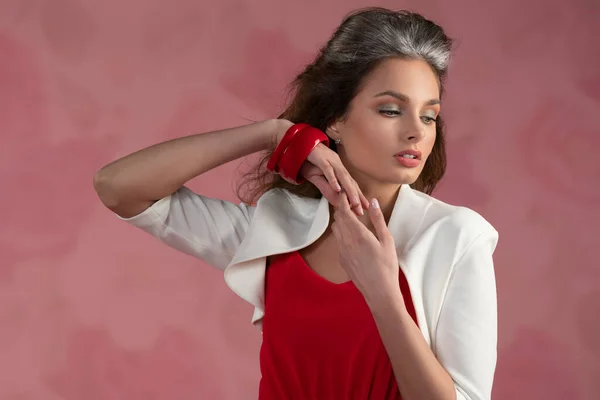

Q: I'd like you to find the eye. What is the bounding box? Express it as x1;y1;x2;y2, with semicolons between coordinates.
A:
420;116;437;125
379;109;401;117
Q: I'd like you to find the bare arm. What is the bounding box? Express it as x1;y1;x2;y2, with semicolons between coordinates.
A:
93;119;292;218
370;292;456;400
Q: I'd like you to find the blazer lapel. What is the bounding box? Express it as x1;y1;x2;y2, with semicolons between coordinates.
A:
224;189;329;312
388;184;431;272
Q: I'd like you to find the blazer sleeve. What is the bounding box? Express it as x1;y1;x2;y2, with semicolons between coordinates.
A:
434;228;499;400
117;186;254;271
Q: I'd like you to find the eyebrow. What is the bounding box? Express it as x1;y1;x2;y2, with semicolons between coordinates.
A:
374;90;440;106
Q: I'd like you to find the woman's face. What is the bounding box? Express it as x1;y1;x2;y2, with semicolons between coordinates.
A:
330;58;440;190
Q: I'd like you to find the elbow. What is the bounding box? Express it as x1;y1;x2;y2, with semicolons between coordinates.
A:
93;168;120;210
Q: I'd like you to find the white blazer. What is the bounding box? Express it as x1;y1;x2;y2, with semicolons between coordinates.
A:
119;184;499;400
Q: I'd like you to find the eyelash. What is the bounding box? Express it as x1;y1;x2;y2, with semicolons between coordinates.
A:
379;110;437;124
379;109;401;117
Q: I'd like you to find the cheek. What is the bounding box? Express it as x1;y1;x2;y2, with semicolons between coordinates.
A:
422;130;437;160
352;125;390;162
345;114;386;154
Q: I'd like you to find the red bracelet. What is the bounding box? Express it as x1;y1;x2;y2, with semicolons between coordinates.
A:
266;123;310;173
277;126;329;184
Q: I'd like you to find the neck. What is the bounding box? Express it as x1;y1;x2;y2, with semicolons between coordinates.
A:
358;182;401;228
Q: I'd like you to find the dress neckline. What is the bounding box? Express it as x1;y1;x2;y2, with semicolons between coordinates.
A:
293;250;356;288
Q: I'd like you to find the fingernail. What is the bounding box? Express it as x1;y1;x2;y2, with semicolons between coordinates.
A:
353;196;360;206
358;206;364;216
371;198;380;209
335;183;342;192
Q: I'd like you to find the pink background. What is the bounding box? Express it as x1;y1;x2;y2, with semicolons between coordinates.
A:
1;0;599;398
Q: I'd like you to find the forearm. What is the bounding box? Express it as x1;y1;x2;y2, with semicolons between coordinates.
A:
367;288;456;400
94;119;281;217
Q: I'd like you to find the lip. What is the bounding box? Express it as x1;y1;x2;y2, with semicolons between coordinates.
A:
394;149;422;159
394;149;422;168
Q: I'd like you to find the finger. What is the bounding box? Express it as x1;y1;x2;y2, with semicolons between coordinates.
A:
348;183;365;216
359;191;370;210
321;163;342;193
350;182;368;215
368;198;392;245
337;190;353;215
345;175;368;210
338;173;363;216
308;175;340;207
343;177;361;207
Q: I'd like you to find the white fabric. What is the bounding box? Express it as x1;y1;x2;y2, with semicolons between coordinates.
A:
119;184;498;400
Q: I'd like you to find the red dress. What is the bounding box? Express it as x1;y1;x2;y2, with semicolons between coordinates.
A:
259;251;418;399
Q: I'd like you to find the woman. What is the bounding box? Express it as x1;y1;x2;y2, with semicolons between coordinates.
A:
94;8;498;400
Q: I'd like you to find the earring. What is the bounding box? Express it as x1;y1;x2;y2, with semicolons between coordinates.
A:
334;138;341;145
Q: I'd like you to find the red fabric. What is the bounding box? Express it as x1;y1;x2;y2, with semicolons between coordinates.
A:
259;251;418;400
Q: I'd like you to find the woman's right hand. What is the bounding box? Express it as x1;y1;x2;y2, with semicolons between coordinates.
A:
271;119;369;216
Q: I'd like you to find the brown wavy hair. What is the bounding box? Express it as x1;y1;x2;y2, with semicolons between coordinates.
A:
237;8;453;205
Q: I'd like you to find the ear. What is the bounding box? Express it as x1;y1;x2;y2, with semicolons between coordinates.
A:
326;122;341;140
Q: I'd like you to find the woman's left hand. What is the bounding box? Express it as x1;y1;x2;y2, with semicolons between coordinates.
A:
331;191;402;306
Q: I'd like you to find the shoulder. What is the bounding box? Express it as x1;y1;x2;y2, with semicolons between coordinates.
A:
418;190;495;232
406;187;498;251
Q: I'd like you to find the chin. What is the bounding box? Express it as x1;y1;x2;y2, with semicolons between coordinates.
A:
392;170;421;185
359;164;422;186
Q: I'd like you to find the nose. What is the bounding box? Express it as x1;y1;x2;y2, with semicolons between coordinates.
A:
402;116;426;142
